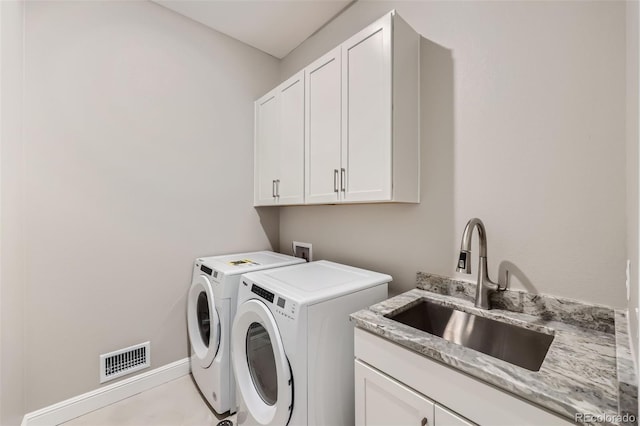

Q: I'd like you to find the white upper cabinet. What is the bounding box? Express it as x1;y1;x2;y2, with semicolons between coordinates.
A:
254;10;419;206
254;71;305;206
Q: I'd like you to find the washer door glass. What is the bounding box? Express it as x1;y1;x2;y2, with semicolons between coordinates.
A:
197;292;211;346
246;323;278;405
187;275;220;368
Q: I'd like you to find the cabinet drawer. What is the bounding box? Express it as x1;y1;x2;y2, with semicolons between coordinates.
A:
435;405;475;426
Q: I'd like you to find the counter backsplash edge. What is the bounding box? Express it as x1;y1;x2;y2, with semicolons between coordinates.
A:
416;272;615;334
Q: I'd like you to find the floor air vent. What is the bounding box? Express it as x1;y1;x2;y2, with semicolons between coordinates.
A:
100;341;150;383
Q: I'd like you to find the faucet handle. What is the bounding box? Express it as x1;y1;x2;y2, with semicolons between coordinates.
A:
456;250;472;274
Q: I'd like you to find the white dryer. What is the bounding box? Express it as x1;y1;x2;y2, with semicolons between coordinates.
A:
188;251;304;415
231;260;390;425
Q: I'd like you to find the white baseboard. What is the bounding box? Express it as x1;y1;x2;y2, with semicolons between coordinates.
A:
21;358;190;426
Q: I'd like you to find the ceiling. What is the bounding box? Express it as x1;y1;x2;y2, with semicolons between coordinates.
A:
153;0;354;59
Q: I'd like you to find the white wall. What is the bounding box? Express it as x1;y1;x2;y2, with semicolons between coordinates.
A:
1;1;26;424
21;0;279;411
626;0;639;365
279;0;628;307
5;0;633;418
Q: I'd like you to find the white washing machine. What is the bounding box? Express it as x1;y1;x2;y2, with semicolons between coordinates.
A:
231;260;390;425
188;251;305;415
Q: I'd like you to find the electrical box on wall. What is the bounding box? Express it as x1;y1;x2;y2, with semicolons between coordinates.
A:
292;241;312;262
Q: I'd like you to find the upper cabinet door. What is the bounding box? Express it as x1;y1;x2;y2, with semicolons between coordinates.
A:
341;13;393;203
254;72;305;206
305;47;342;204
277;72;305;205
254;91;279;206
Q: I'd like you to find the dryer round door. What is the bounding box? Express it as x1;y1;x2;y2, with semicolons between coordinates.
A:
232;299;293;426
187;275;221;368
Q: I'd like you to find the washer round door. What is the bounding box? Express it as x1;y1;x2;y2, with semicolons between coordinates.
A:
232;299;293;426
187;274;221;368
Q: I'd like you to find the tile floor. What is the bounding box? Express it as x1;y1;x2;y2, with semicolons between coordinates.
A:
62;376;236;426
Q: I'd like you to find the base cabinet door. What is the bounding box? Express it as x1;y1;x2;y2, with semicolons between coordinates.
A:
355;360;434;426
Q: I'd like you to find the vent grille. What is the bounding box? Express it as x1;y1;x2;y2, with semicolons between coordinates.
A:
100;341;150;383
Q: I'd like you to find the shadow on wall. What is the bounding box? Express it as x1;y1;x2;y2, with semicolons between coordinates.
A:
415;35;456;280
255;206;280;250
499;260;539;294
278;36;459;296
424;38;536;297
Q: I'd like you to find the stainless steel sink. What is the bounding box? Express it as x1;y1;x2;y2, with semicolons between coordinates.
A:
386;299;554;371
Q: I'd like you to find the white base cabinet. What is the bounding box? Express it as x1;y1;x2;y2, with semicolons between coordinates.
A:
356;360;472;426
354;328;574;426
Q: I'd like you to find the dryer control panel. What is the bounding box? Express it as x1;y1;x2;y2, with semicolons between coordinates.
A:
251;283;274;303
275;295;297;320
249;283;297;320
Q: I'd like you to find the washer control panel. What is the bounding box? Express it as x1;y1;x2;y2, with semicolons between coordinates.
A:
200;264;213;275
196;260;220;283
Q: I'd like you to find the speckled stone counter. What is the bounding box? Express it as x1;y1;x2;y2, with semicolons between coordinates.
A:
350;273;638;425
615;311;639;425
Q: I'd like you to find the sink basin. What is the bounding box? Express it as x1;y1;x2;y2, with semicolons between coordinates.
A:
386;299;554;371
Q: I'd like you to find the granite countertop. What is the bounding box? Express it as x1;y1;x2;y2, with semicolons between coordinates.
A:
350;273;638;426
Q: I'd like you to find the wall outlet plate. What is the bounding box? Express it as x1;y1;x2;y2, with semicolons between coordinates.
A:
292;241;312;262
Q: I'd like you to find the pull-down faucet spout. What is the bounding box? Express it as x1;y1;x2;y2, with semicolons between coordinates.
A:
456;218;505;309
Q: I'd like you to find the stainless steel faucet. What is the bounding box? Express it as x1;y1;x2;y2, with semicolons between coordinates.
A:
456;218;505;309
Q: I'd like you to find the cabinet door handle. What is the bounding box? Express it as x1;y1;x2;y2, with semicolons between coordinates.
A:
276;179;280;198
334;169;339;193
272;180;276;198
341;168;346;192
421;418;428;426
